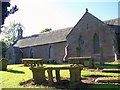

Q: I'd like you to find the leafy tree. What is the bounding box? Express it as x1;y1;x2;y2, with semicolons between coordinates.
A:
1;2;18;33
40;28;52;33
2;2;18;25
1;21;24;46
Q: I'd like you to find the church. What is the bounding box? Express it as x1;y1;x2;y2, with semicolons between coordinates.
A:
8;9;120;64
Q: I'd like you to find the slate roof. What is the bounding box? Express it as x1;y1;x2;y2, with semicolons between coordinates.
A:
108;25;120;34
104;18;120;25
104;18;120;34
14;27;73;48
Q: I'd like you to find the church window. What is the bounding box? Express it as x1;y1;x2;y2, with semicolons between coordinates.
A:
93;33;100;54
80;35;84;55
49;46;53;59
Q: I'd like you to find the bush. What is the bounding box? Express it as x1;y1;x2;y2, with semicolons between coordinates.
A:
0;58;8;71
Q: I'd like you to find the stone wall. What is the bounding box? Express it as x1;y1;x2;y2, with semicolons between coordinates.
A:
67;12;115;62
21;42;67;63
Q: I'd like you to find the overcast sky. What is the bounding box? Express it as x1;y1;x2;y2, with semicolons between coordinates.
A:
2;0;119;37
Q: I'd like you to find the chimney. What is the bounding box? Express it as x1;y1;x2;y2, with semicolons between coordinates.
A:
17;27;23;40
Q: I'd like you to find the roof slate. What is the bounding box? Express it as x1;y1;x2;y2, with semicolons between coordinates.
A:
108;25;120;34
104;18;120;25
104;18;120;34
14;27;73;48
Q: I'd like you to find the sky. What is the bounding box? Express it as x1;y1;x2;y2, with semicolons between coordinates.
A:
1;0;119;38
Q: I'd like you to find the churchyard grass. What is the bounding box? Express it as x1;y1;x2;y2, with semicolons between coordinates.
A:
82;70;119;77
0;62;120;89
0;64;32;88
94;62;120;69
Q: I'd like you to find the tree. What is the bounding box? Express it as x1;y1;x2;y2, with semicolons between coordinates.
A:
40;28;52;33
2;2;18;25
0;1;18;33
1;21;24;46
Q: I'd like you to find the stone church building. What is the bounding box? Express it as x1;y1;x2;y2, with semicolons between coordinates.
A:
12;10;120;64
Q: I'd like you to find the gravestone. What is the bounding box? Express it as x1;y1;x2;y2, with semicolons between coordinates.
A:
6;46;22;64
0;58;7;71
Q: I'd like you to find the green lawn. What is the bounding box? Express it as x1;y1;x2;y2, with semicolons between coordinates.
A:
0;64;32;88
0;62;120;89
96;62;120;69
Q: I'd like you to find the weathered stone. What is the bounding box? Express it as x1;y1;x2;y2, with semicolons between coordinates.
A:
30;64;83;85
68;57;94;68
47;69;53;85
69;68;76;82
22;58;43;67
30;66;46;84
45;65;83;85
67;12;116;62
55;69;61;83
0;58;7;71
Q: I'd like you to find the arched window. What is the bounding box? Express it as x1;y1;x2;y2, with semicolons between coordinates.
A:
49;46;53;59
93;33;100;54
80;35;84;55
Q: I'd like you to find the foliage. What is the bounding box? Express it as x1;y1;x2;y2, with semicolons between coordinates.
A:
0;41;7;58
40;28;52;33
1;21;24;46
2;2;18;25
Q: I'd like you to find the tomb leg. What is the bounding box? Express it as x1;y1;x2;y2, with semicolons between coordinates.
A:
47;69;53;85
55;69;61;83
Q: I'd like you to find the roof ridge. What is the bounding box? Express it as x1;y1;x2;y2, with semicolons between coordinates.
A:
21;27;73;40
104;18;120;25
67;10;105;38
104;18;119;22
39;27;73;35
15;27;73;47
